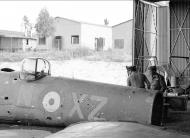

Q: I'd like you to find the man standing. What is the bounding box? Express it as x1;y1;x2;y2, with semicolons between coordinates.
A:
147;66;167;92
126;65;150;89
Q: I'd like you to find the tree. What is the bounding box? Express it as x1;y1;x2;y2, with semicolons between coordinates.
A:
104;18;109;26
23;15;33;37
35;8;54;38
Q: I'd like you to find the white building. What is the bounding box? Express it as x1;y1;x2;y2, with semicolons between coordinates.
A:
112;19;133;54
38;17;112;51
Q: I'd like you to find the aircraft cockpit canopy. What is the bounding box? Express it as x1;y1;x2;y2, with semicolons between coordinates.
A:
21;58;51;81
22;58;36;74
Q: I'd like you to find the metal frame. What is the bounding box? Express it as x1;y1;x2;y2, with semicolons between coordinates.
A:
135;56;158;73
170;3;190;77
21;57;51;76
134;0;158;73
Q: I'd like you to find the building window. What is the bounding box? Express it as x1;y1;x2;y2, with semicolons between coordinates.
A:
71;35;79;44
114;39;124;49
39;37;46;45
26;39;29;45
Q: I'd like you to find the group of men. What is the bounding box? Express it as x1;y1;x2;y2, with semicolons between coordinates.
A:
126;65;167;92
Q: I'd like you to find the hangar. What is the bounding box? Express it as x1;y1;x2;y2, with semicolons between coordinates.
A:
133;0;190;84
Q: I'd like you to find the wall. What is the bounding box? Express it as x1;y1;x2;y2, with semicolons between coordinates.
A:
112;20;133;54
81;23;112;50
52;18;81;50
0;37;22;51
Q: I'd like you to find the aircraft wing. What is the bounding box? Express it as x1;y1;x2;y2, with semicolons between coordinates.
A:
0;129;51;138
0;123;53;138
45;122;190;138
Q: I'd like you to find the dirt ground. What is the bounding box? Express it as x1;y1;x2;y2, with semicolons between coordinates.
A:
164;101;190;135
0;59;190;136
0;59;130;86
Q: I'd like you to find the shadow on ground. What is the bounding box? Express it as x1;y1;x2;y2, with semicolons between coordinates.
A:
164;101;190;135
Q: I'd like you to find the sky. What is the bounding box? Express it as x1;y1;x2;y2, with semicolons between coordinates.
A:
0;1;133;32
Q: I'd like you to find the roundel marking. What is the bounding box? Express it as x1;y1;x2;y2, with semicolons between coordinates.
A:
42;91;61;112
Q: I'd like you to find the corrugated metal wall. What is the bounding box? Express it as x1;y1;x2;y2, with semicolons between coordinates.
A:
133;0;169;73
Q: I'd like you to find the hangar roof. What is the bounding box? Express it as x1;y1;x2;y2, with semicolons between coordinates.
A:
145;0;188;2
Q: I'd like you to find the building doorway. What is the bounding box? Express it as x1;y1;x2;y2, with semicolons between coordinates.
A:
95;37;105;51
54;36;63;50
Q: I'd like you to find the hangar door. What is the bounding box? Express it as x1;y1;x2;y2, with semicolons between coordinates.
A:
170;1;190;77
134;0;169;73
134;0;159;72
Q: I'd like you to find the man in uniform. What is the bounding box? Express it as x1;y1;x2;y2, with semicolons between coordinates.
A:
147;66;167;92
126;65;150;89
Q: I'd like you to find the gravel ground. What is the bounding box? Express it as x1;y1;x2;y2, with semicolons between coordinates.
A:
164;102;190;135
0;59;130;86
